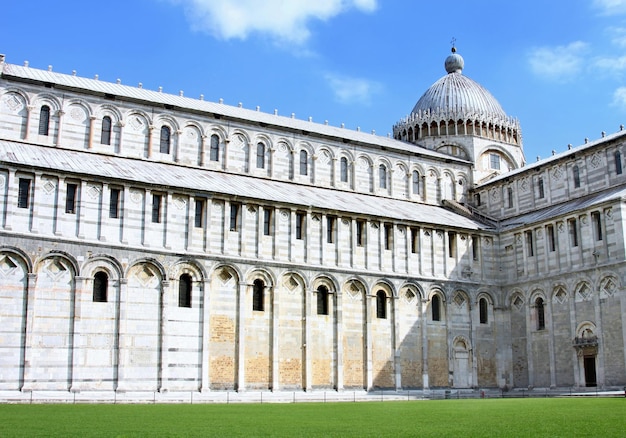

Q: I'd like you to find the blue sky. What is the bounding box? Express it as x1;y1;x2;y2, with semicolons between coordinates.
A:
3;0;626;164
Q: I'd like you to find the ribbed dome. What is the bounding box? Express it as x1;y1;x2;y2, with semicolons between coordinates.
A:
411;49;507;120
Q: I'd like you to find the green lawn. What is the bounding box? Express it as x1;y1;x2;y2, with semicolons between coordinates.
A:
0;398;623;437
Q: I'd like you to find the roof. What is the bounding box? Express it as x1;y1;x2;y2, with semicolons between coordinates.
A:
499;185;626;231
0;140;486;231
0;60;468;165
411;50;509;122
480;128;626;188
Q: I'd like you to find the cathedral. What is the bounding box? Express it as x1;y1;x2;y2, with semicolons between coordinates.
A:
0;46;624;396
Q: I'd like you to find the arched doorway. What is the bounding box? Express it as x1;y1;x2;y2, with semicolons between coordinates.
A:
452;337;471;388
574;323;598;387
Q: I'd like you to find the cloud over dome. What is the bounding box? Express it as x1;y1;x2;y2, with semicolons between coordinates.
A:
174;0;377;44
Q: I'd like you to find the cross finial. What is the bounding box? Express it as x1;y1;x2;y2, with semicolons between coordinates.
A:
450;37;456;52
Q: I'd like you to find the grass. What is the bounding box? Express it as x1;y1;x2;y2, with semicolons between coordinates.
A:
0;398;624;437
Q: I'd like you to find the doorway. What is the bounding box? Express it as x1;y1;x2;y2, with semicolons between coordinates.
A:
583;356;597;387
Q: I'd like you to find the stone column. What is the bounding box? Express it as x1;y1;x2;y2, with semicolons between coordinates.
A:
147;125;155;158
393;295;402;390
55;109;65;147
199;135;207;166
304;288;312;391
200;278;211;392
159;280;170;392
24;106;34;140
20;273;38;391
547;298;556;388
116;121;125;154
421;299;429;390
237;283;247;392
70;276;88;392
335;288;344;391
87;116;96;149
114;279;127;392
365;291;373;390
271;284;279;391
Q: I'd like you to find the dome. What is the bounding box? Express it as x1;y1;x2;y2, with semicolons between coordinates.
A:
411;49;507;119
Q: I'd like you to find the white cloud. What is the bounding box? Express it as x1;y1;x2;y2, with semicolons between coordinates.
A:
174;0;377;44
324;73;381;105
613;86;626;108
593;54;626;75
608;26;626;47
527;41;589;81
593;0;626;15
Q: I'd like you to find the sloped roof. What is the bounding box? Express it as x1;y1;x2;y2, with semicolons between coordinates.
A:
499;185;626;231
0;140;486;231
0;61;468;165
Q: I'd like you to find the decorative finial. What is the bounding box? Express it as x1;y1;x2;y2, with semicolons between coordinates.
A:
451;37;457;53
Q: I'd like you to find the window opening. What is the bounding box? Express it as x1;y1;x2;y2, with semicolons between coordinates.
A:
490;153;500;170
256;142;265;168
384;223;392;250
178;274;192;308
109;188;120;219
573;165;580;188
93;271;108;302
300;150;308;175
592;212;602;241
17;178;31;209
317;285;329;315
263;208;272;236
210;134;220;162
340;157;348;182
194;199;204;228
410;227;419;253
616;151;623;175
507;187;513;208
253;279;264;311
152;194;162;223
376;291;387;319
569;218;578;247
526;230;534;257
448;231;456;257
160;126;171;154
295;212;304;240
65;183;78;214
327;216;336;243
38;105;50;136
479;298;488;324
412;171;420;194
379;164;387;189
230;203;240;231
538;177;545;199
547;225;556;252
536;297;545;330
356;220;365;247
431;295;441;321
101;116;112;145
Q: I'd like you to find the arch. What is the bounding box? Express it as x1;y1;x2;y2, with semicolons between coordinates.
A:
64;98;93;118
245;267;276;289
95;103;123;122
398;282;424;303
169;258;207;283
0;87;31;107
125;257;167;281
33;93;62;112
0;246;33;273
476;145;519;171
81;254;123;279
34;250;79;278
574;280;594;302
154;114;180;132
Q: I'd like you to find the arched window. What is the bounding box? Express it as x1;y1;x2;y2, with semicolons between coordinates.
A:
101;116;112;145
253;279;265;311
376;290;387;319
210;134;220;162
160;126;171;154
535;297;545;330
573;165;580;188
256;142;265;168
431;295;441;321
615;151;623;175
179;274;192;308
300;150;308;175
479;298;488;324
340;157;349;182
412;170;420;194
38;105;50;136
93;271;108;302
317;285;329;315
379;164;387;189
